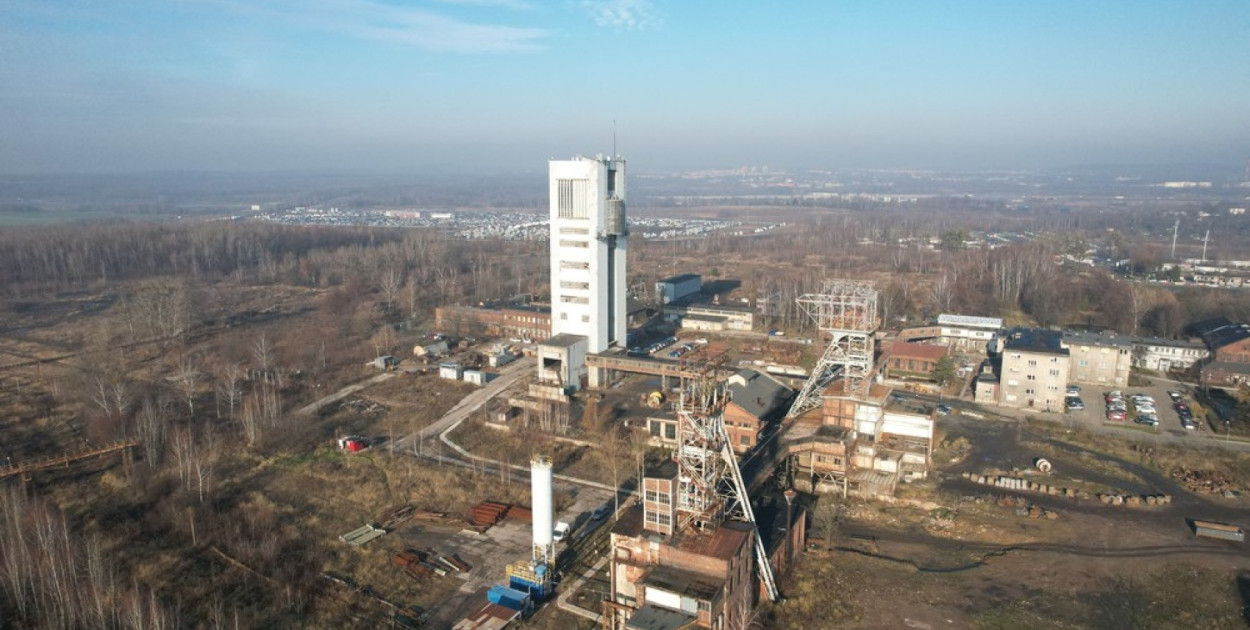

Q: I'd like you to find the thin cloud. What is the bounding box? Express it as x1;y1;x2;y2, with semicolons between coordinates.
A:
211;0;548;53
431;0;534;9
582;0;663;31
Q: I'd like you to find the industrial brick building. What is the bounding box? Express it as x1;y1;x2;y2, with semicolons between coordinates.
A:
1190;317;1250;364
781;380;934;498
606;461;758;630
723;369;793;453
435;304;552;342
882;340;950;380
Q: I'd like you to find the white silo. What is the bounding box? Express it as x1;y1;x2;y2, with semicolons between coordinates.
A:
530;455;554;564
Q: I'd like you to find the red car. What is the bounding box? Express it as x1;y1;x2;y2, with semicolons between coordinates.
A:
1106;410;1127;422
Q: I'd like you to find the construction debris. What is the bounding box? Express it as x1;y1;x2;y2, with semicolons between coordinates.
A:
464;501;531;531
394;547;472;581
1172;467;1238;495
466;501;510;530
340;524;387;546
339;398;387;415
393;549;435;579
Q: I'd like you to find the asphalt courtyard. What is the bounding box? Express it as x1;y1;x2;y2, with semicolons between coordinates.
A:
1042;378;1217;445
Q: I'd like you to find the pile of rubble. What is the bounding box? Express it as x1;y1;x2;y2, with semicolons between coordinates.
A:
393;548;471;580
962;494;1058;519
340;398;387;415
1171;466;1237;495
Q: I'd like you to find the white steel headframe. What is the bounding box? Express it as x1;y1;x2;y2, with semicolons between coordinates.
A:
675;371;780;602
675;376;728;528
786;280;878;418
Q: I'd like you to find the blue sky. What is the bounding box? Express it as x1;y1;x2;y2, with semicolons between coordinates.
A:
2;0;1247;173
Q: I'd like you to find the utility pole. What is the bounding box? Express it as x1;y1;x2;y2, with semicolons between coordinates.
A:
1203;229;1211;262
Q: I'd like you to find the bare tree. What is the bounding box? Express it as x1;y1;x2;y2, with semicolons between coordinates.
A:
214;361;245;422
172;354;204;416
252;335;275;375
600;428;626;516
1127;282;1147;335
136;396;171;468
171;427;196;494
378;267;402;313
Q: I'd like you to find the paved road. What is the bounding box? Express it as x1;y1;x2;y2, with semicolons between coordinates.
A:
391;356;534;454
295;372;395;416
902;388;1250;453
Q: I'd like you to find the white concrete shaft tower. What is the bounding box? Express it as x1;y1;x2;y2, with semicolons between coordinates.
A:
548;155;628;354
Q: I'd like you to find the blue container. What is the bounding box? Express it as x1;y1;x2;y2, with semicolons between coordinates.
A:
509;575;551;601
487;585;530;612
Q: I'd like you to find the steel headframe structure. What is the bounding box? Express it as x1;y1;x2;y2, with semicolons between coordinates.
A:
674;361;780;601
786;279;879;418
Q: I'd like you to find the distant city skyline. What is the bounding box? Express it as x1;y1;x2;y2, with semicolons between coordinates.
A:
3;0;1248;174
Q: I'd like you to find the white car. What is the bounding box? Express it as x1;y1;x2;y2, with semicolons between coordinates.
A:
553;521;571;543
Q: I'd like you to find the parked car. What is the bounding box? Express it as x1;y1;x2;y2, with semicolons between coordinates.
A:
1066;398;1085;411
591;504;612;521
553;521;572;543
936;403;952;416
1134;414;1159;427
1107;410;1127;422
1067;385;1082;395
1182;418;1198;430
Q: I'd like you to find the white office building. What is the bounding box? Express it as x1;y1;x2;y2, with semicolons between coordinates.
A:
540;154;628;390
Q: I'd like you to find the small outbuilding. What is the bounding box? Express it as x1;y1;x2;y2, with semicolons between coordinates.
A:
439;361;464;380
369;355;400;370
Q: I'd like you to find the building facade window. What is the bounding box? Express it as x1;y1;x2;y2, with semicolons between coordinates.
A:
556;178;589;219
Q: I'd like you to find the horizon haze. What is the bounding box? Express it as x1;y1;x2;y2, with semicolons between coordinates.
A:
3;0;1248;174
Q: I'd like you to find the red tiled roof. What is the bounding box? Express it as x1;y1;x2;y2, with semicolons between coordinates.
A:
886;341;949;361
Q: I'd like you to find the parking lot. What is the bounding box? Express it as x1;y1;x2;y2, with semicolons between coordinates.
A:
1056;378;1210;442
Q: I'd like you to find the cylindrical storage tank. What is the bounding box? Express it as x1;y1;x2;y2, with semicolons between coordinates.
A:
531;456;554;549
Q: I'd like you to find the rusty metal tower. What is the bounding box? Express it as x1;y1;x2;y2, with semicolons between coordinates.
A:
674;362;780;601
786;279;878;418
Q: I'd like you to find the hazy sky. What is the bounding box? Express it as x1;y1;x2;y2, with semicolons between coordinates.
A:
3;0;1248;173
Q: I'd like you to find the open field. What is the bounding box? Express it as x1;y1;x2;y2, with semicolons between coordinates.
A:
760;413;1250;629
